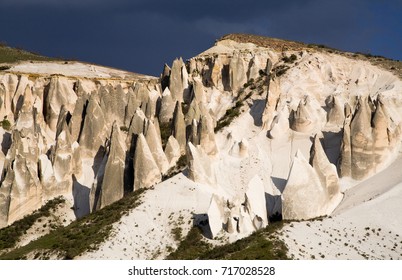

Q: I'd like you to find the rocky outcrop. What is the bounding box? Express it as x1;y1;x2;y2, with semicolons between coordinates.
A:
206;175;268;238
172;101;186;154
349;98;374;180
268;106;290;139
339;97;402;180
289;98;317;133
229;52;247;93
198;115;218;156
158;87;175;124
164;135;181;168
145;120;169;174
78;93;106;154
169;58;189;103
326;95;345;127
282;148;342;220
91;123;125;210
186;143;216;186
44;76;77;132
133;134;161;189
310;136;342;208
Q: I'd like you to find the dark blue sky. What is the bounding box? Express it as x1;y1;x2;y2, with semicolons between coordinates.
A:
0;0;401;76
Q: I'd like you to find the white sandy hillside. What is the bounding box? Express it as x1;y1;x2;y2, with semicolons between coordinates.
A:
281;154;402;260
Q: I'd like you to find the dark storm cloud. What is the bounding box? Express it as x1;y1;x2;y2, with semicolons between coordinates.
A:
0;0;400;75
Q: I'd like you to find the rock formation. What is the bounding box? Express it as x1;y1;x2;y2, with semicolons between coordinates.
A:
282;147;342;220
91;123;125;210
133;134;161;189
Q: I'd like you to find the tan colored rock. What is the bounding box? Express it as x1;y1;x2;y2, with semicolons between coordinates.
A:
93;123;125;210
282;150;329;220
145;120;169;174
186;143;216;186
69;92;89;142
229;52;247;93
172;101;187;154
185;98;202;126
327;95;345;127
290;98;316;133
169;58;189;102
133;134;161;189
158;87;175;124
124;87;140;127
11;75;29;116
6;153;42;225
188;119;199;145
350;98;374;180
199;114;218;156
164;135;181;168
310;136;342;209
44;76;77;131
78;93;106;154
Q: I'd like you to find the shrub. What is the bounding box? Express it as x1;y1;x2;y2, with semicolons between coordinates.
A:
0;65;10;71
281;54;297;64
0;117;11;130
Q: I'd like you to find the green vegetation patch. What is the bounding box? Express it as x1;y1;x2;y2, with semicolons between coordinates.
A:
167;222;289;260
0;117;11;130
214;100;243;132
0;188;145;260
0;42;55;64
0;196;65;251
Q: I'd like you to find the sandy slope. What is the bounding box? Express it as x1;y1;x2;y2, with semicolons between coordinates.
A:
281;154;402;260
78;173;212;260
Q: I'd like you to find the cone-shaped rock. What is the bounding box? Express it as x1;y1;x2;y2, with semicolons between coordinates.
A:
310;136;342;210
327;95;345;127
133;134;161;190
145;120;169;174
350;98;374;180
169;58;189;102
79;93;106;154
172;101;186;154
207;195;225;238
282;150;328;220
159;87;175;124
229;52;247;93
44;76;77;131
245;175;268;229
186;142;216;186
199;114;218;156
96;123;125;209
165;135;181;168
